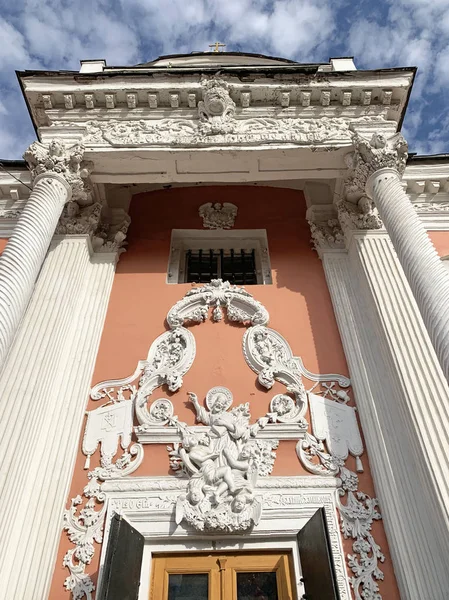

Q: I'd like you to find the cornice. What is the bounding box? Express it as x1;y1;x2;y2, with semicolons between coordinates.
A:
20;70;413;132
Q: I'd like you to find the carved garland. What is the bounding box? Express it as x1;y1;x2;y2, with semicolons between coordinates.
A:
63;280;385;600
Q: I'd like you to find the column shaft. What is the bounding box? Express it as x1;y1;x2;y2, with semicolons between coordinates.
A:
0;236;116;599
367;167;449;382
0;174;71;367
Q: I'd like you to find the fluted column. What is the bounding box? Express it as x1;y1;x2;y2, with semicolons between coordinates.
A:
0;173;71;365
0;236;117;599
366;167;449;382
0;140;94;370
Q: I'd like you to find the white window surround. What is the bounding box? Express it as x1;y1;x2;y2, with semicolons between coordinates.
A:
167;229;273;285
97;476;352;600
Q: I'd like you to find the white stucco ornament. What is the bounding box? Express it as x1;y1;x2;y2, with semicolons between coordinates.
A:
297;388;384;600
309;392;364;472
66;279;383;599
199;202;238;229
82;400;134;469
198;77;236;135
168;387;278;532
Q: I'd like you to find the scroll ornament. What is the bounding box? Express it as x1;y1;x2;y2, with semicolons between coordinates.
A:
63;441;143;600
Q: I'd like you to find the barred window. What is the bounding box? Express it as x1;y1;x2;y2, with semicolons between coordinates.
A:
185;249;258;285
167;230;272;285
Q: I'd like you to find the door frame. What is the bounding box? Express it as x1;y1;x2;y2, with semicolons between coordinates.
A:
97;475;351;600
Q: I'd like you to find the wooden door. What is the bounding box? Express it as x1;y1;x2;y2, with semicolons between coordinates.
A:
150;551;297;600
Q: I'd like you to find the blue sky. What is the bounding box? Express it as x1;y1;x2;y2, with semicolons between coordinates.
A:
1;0;448;159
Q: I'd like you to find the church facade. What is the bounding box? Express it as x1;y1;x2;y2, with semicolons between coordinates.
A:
1;51;449;600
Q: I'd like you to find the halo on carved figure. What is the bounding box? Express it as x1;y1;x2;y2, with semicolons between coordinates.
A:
206;386;233;412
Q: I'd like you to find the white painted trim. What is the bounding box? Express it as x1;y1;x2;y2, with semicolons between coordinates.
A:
136;422;306;443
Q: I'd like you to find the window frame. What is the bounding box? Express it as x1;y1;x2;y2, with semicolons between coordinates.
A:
167;229;273;285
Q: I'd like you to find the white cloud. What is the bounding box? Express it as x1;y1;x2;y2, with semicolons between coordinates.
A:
123;0;335;60
0;18;33;70
0;0;446;156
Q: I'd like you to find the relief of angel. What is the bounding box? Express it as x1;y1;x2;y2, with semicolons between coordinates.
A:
172;387;273;531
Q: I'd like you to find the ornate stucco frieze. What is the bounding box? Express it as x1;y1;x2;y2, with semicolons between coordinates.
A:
0;209;23;219
61;115;364;148
23;139;94;205
199;202;238;229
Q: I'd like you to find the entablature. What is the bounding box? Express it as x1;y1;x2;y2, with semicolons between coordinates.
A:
19;67;414;150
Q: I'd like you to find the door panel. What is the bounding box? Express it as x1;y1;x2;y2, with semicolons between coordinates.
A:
98;513;144;600
297;508;340;600
151;552;296;600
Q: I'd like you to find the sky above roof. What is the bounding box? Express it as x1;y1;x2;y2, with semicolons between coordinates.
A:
1;0;448;159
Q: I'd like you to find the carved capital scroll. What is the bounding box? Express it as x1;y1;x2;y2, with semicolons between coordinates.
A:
338;132;408;232
24;139;94;206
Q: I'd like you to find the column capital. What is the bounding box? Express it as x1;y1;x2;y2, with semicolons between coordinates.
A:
336;132;408;233
345;132;408;203
55;205;131;255
23;139;93;206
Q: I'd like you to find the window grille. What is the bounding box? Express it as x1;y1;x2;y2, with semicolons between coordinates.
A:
185;248;258;285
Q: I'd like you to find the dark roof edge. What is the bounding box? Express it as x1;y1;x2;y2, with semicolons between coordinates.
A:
16;65;417;78
398;67;417;131
0;159;28;168
407;153;449;163
137;51;299;65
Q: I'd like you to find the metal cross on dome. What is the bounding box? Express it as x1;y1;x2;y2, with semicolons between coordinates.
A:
209;42;226;53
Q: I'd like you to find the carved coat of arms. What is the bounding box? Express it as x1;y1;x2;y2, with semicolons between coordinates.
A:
199;202;238;229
